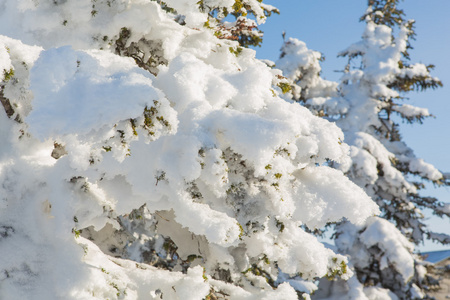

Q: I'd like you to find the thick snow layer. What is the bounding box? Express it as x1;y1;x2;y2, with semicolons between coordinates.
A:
336;217;415;283
392;104;430;118
363;286;400;300
403;157;442;181
276;38;338;101
292;166;379;228
27;47;170;140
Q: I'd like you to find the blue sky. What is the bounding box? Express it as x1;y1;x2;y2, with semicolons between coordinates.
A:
252;0;450;252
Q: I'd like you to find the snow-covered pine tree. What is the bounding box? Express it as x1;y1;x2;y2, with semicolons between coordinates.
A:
277;0;449;298
0;1;380;299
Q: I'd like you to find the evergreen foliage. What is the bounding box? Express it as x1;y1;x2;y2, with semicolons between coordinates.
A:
0;1;377;299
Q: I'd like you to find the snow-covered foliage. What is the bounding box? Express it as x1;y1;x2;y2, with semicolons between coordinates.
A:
277;0;449;299
334;218;416;292
0;1;382;299
277;38;338;105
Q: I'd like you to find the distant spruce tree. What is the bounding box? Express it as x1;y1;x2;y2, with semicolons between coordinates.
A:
277;0;449;298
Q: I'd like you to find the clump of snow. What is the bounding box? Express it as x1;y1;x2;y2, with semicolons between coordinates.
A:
336;217;415;283
363;286;400;300
403;157;442;181
27;46;175;140
392;104;430;118
292;166;379;228
276;37;338;101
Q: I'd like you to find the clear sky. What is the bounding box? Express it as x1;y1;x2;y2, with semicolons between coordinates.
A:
252;0;450;252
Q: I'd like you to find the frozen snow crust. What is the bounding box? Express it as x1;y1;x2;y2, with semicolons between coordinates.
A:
0;1;379;299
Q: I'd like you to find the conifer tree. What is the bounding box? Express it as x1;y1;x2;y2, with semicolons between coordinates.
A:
277;0;449;298
0;1;379;299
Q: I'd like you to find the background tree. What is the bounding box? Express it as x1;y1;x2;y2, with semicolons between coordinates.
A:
277;0;449;298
